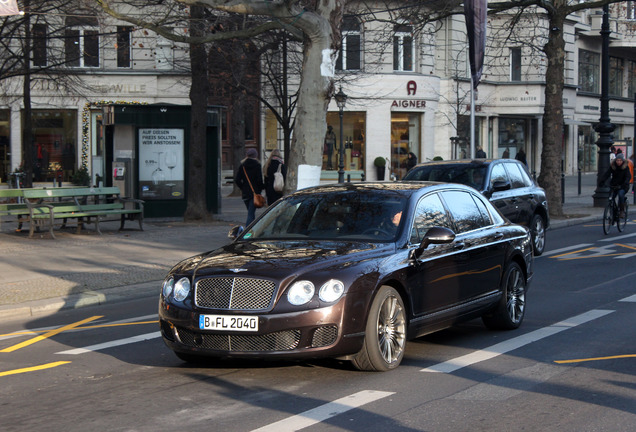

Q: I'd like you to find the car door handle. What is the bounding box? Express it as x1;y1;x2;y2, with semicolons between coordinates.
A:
453;242;466;250
493;232;504;240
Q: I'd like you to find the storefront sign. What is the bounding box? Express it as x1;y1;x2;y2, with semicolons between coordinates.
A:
93;84;147;94
498;95;538;102
391;100;426;109
139;128;184;200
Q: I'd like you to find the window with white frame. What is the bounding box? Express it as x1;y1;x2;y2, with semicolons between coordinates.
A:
578;49;600;93
32;24;47;67
510;47;521;81
609;56;624;97
117;26;132;68
64;17;99;68
393;24;413;72
336;16;361;71
627;1;636;19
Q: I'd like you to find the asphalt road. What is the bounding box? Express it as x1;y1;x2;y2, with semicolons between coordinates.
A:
1;220;635;432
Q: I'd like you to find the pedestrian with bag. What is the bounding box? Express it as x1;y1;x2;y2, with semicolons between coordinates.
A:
264;149;287;205
235;148;265;226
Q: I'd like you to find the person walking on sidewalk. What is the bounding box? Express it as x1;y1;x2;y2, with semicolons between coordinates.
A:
235;148;264;226
264;149;287;205
599;153;631;218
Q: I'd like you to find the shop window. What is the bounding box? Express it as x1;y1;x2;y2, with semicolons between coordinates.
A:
609;56;624;97
510;47;521;82
324;112;366;175
578;49;599;93
390;113;420;179
393;24;413;72
117;26;132;68
336;16;361;71
32;24;47;67
498;118;526;160
23;110;78;182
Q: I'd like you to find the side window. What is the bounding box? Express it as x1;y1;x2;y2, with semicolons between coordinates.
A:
441;190;487;233
410;193;451;244
504;162;528;188
489;164;508;188
472;193;493;226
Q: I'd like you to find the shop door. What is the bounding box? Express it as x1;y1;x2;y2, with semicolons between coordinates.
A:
391;113;420;179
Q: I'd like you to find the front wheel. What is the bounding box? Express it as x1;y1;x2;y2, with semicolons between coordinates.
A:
603;202;614;235
482;262;526;330
352;286;407;372
618;202;628;232
529;214;546;256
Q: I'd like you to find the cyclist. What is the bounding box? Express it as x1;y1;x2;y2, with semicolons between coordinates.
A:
599;153;631;218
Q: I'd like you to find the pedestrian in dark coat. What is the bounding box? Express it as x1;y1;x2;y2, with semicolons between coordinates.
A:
515;148;527;166
264;149;287;205
476;146;487;158
234;148;264;226
405;152;418;172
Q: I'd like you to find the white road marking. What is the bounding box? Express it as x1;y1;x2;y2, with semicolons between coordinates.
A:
250;390;394;432
55;331;160;355
540;244;592;257
420;309;614;374
599;232;636;242
620;294;636;302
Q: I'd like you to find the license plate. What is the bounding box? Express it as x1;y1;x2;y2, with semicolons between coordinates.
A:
199;314;259;332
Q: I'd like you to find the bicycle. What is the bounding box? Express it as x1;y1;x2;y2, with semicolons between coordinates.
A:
602;187;629;235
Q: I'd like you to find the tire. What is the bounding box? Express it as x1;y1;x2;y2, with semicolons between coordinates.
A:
618;202;628;232
482;262;526;330
603;202;614;235
352;286;407;372
529;214;546;256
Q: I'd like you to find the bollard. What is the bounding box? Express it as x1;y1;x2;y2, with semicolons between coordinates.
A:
561;172;565;204
361;172;365;182
347;174;350;183
578;168;581;195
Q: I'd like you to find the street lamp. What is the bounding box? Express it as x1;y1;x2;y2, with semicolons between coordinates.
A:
334;87;348;183
593;4;615;207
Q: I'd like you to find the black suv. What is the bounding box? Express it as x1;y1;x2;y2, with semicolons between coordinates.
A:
403;159;549;255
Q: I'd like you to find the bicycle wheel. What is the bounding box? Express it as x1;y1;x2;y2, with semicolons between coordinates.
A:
603;201;614;235
618;202;628;232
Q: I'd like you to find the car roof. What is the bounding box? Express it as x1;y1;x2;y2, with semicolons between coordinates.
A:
413;159;505;168
292;181;478;196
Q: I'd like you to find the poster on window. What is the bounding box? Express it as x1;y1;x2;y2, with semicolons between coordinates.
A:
139;128;184;200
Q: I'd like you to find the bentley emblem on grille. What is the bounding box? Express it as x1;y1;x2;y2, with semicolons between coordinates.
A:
229;268;248;273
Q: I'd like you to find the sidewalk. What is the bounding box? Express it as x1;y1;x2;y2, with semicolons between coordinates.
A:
0;176;609;321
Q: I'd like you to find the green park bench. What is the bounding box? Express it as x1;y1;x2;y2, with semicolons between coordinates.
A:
2;186;144;239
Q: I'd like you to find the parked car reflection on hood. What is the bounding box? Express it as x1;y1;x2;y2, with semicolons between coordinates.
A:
159;182;533;371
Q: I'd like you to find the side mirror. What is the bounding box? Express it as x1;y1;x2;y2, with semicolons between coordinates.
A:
228;225;244;239
413;226;456;259
492;180;511;192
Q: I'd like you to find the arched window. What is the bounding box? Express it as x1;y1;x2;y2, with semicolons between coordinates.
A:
336;16;361;71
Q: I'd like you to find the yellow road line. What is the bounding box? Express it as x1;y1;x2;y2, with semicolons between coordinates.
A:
555;354;636;364
0;316;102;353
0;361;71;377
616;243;636;251
0;320;158;339
550;247;596;259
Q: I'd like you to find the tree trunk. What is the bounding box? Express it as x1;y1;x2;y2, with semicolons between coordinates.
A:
537;12;566;218
184;5;211;221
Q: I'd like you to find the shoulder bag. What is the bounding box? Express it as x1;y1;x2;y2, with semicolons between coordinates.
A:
243;166;266;208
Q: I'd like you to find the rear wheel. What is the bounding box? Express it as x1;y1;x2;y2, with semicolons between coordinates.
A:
529;214;546;256
352;286;406;372
482;262;526;330
618;202;628;232
603;202;614;235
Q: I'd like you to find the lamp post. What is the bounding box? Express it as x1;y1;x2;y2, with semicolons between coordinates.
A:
335;87;347;183
593;4;615;207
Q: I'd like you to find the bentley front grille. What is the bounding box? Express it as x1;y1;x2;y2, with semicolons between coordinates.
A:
195;277;276;310
175;327;301;352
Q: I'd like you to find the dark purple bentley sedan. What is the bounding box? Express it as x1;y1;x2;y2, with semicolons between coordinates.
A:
159;182;533;371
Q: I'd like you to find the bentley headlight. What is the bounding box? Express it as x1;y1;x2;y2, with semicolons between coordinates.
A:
162;277;174;298
173;277;191;302
319;279;345;303
287;280;315;305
